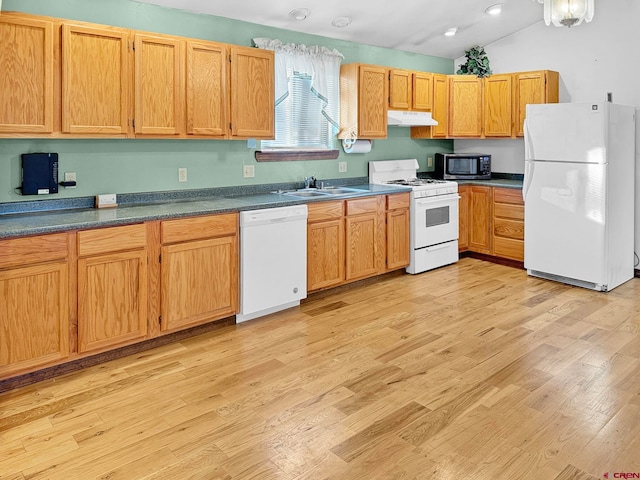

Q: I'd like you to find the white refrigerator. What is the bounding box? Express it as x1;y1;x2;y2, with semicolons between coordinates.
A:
523;102;636;292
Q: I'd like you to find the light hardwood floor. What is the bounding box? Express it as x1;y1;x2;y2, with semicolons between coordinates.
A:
1;257;640;479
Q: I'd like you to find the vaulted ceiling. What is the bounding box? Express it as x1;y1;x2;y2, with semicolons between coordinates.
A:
132;0;545;59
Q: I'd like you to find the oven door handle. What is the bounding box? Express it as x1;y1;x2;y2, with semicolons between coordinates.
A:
414;194;461;206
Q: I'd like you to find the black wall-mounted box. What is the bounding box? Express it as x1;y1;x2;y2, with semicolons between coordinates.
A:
21;153;58;195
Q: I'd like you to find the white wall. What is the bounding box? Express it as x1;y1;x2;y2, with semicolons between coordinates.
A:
454;0;640;253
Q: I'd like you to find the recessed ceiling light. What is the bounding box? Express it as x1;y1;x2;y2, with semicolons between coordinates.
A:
444;27;458;37
485;3;503;15
332;16;352;28
289;8;310;21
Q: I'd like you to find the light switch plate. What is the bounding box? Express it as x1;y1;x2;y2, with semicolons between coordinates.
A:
339;161;347;173
178;167;188;183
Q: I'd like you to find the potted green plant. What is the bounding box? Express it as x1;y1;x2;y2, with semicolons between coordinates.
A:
456;46;492;78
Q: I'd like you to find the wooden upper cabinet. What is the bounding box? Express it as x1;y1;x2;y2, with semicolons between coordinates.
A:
186;40;227;137
484;74;514;137
448;75;483;137
62;24;130;135
358;65;388;138
411;73;447;139
412;72;433;111
389;69;411;110
0;15;54;134
515;70;559;136
229;46;274;139
339;63;388;140
134;33;185;136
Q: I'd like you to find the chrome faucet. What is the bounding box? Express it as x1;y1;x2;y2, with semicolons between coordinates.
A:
304;176;317;189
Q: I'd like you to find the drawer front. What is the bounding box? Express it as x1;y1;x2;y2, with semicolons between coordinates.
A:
346;197;378;216
494;203;524;221
0;233;69;269
494;237;524;261
307;201;343;222
161;213;237;244
78;224;147;257
494;218;524;241
494;187;523;205
387;193;410;210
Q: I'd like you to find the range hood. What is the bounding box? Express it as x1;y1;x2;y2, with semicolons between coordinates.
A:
387;110;438;127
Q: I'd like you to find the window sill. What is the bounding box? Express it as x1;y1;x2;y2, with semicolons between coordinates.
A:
255;150;340;162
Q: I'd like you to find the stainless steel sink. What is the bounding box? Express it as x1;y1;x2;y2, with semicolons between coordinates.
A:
283;190;331;198
317;187;362;195
276;187;365;198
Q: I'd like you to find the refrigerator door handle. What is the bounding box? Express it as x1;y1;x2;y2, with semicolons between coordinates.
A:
523;118;533;202
523;160;534;202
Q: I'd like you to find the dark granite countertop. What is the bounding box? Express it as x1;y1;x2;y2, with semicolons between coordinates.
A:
0;180;410;239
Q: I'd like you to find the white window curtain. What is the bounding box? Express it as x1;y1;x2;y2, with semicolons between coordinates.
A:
253;38;343;150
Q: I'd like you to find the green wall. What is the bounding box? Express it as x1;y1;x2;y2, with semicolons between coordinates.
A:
0;0;453;203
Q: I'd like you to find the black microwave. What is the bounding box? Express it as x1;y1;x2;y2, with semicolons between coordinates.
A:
434;153;491;180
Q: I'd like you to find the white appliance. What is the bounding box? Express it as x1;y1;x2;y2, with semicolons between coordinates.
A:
237;205;308;322
369;159;459;274
387;110;438;127
523;102;636;292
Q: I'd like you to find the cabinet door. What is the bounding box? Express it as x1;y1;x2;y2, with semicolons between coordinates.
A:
78;250;148;353
161;236;237;331
229;46;274;138
307;219;345;292
0;15;54;134
358;64;388;139
458;185;470;251
469;186;492;254
186;40;226;137
484;74;513;137
0;262;69;376
345;213;378;281
389;69;411;110
62;24;130;135
448;75;483;137
386;208;410;270
134;33;184;135
412;72;433;111
515;71;558;137
412;73;447;139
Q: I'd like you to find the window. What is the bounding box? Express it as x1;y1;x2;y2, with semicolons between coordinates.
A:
253;39;343;153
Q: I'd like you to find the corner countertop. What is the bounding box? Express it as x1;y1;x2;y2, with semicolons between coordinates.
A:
456;178;524;189
0;182;410;240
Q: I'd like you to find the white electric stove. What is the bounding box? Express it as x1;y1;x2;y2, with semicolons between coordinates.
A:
369;159;460;274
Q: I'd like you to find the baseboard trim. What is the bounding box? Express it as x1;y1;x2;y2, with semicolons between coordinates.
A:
460;251;525;270
0;316;235;394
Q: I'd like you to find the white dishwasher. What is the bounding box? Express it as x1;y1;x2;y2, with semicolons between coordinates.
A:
236;204;308;323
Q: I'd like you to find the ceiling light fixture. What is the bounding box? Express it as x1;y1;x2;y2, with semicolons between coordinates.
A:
485;4;503;15
534;0;594;27
289;8;310;21
444;27;458;37
331;16;352;28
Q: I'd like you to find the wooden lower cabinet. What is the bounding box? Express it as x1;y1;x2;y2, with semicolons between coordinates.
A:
160;213;238;331
0;234;72;378
493;187;525;261
469;186;493;254
0;261;69;376
345;197;380;281
77;224;148;353
385;193;410;271
458;186;470;251
307;201;345;291
459;185;524;262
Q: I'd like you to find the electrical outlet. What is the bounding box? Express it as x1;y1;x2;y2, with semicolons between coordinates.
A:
427;157;433;168
64;172;77;188
243;165;255;178
338;161;347;173
178;167;187;183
